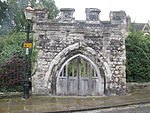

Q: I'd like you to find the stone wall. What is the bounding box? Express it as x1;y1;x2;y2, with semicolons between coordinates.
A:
127;82;150;93
32;8;128;96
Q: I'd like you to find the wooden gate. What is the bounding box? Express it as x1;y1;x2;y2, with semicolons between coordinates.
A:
56;55;103;96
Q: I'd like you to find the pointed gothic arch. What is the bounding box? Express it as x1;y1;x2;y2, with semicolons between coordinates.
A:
44;42;112;95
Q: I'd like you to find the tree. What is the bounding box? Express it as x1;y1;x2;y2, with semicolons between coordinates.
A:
0;0;14;35
0;0;59;35
39;0;59;19
0;1;8;25
0;0;59;93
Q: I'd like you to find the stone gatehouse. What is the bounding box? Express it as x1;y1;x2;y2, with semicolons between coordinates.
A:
32;8;128;96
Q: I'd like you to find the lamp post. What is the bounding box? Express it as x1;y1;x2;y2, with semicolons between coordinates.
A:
23;3;35;99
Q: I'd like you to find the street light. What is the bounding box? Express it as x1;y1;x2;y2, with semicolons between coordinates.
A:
23;2;35;99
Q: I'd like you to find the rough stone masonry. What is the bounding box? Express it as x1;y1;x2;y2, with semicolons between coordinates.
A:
32;7;129;96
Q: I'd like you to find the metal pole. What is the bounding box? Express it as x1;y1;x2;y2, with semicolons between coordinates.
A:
23;23;30;99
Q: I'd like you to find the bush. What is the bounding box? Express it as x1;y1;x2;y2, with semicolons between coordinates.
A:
0;32;26;63
0;32;37;92
126;32;150;82
0;56;24;92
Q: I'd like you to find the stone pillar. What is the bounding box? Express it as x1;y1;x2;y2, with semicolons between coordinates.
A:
109;11;127;96
85;8;101;21
59;8;75;20
126;16;131;32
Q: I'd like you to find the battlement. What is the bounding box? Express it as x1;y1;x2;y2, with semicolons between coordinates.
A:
34;8;128;25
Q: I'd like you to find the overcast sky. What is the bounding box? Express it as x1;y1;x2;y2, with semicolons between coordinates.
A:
54;0;150;23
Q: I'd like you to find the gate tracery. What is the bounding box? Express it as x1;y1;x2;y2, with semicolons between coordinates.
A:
56;55;103;96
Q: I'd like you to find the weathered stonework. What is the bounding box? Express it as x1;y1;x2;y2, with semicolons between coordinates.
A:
32;8;128;96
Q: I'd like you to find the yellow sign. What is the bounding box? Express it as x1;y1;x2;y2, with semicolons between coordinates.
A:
23;43;32;48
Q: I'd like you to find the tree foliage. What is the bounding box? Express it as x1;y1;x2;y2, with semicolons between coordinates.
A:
39;0;59;19
0;32;36;92
0;32;26;63
0;1;8;25
0;32;26;92
0;0;59;68
0;0;59;93
126;31;150;82
0;0;59;35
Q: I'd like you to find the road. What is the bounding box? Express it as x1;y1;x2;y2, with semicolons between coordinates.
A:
75;103;150;113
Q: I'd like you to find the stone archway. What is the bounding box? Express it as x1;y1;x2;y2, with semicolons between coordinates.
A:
43;42;112;95
32;8;127;96
56;54;104;96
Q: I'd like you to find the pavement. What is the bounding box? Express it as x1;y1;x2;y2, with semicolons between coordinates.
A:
0;90;150;113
